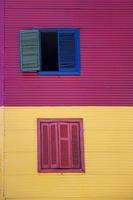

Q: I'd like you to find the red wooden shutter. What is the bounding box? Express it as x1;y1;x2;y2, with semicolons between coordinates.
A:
49;123;59;168
41;123;49;168
39;119;83;172
58;122;71;168
70;123;81;168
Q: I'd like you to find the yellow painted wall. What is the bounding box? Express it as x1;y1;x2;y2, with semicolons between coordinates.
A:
0;108;4;200
4;107;133;200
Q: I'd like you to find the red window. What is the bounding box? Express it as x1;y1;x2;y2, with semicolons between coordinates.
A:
37;119;85;173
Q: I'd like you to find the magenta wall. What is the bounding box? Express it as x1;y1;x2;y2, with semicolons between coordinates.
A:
4;0;133;106
0;0;4;106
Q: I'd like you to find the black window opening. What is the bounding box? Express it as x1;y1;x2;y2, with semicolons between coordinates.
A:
41;32;59;72
20;29;80;75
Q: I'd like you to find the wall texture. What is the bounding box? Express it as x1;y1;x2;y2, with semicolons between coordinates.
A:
0;0;4;199
4;0;133;106
4;107;133;200
2;1;133;200
0;0;4;106
0;108;4;200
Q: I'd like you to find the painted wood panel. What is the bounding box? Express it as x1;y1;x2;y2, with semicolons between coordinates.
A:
4;107;133;199
4;0;133;105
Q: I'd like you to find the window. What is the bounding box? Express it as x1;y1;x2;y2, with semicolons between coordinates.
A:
37;119;84;173
20;29;80;75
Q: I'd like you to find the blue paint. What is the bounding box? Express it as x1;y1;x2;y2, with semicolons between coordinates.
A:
19;28;80;75
38;71;80;76
20;30;41;72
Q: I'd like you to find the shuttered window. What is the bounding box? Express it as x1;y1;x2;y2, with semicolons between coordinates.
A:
20;30;41;72
38;119;84;173
20;29;80;75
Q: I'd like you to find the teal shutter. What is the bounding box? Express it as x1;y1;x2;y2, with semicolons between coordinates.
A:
59;32;79;72
20;30;41;72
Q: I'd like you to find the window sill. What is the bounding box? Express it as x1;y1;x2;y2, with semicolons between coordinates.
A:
38;168;85;173
38;71;80;76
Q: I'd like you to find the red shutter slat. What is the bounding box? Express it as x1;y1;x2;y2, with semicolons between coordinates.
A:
50;123;59;168
59;123;71;168
41;123;49;168
71;123;81;168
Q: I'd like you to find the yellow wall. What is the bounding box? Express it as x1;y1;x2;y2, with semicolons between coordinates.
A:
4;107;133;200
0;108;4;200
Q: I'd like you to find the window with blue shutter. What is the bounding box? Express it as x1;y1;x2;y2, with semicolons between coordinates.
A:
20;29;80;75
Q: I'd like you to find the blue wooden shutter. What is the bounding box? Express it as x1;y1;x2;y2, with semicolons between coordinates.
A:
20;30;41;72
59;31;80;73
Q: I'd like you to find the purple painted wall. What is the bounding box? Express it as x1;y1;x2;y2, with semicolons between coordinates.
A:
0;0;4;106
4;0;133;106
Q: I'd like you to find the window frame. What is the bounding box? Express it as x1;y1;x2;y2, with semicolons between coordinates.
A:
37;118;85;173
20;28;80;75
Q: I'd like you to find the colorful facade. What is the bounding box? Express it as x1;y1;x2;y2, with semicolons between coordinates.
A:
0;0;133;200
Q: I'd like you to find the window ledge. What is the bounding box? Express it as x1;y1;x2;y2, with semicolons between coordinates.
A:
38;168;85;173
38;71;80;76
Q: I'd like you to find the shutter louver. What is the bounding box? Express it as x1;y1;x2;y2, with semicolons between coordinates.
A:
59;33;76;72
71;123;81;168
41;124;49;169
20;30;40;72
50;123;58;168
59;123;71;168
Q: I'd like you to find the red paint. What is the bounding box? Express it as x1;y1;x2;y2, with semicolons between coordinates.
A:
4;0;133;106
50;123;58;168
5;0;133;10
0;0;4;105
37;119;85;173
41;124;49;168
59;123;71;168
71;123;81;168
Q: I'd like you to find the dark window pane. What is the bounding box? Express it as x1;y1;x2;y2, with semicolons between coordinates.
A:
41;32;59;71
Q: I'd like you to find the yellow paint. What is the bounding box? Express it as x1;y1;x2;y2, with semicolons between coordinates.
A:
4;198;133;200
4;107;133;200
5;198;133;200
0;108;4;200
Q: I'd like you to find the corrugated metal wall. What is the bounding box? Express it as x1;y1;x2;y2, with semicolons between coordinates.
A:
4;107;133;200
0;0;4;199
2;1;133;200
0;0;4;106
0;108;4;200
4;0;133;106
